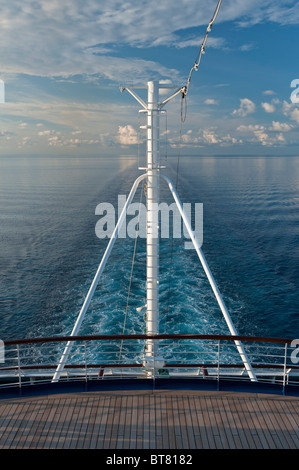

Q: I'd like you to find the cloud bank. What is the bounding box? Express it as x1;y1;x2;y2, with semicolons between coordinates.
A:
1;0;299;82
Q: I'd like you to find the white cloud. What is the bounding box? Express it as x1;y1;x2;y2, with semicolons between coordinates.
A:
174;36;226;50
46;133;100;148
118;125;139;145
261;102;275;113
283;100;299;124
249;126;275;146
269;121;293;132
290;108;299;124
236;0;299;26
0;1;181;83
236;124;287;146
2;1;299;154
178;127;243;147
239;43;255;51
204;99;218;105
232;98;256;117
263;90;276;95
0;130;14;140
181;130;194;144
38;130;52;136
1;0;299;85
202;129;220;144
1;95;146;153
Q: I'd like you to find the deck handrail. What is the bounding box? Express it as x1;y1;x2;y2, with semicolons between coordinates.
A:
2;333;295;347
1;333;298;396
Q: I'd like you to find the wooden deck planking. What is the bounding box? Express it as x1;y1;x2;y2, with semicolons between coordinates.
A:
223;396;250;449
0;390;298;450
172;395;183;449
89;396;106;449
271;399;299;448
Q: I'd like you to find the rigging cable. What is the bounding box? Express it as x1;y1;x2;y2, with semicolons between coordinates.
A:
183;0;222;98
118;181;145;362
164;0;222;331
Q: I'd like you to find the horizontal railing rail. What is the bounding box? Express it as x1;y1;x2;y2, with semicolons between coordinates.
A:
1;363;298;372
2;333;295;346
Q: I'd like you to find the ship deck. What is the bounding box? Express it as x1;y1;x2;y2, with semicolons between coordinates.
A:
0;387;298;450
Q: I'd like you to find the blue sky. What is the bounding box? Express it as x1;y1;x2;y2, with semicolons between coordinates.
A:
0;0;299;156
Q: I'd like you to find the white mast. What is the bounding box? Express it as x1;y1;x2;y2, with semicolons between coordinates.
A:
144;81;160;367
52;79;257;383
51;0;257;383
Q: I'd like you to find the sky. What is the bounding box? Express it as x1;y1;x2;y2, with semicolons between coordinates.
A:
0;0;299;157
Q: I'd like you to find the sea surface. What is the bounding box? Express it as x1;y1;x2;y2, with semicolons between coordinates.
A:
0;155;298;362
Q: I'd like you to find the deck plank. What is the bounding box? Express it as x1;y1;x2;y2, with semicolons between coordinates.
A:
194;396;210;449
283;400;299;440
97;396;111;449
172;396;183;449
109;395;121;449
188;396;203;449
56;398;79;449
216;397;236;449
149;394;156;449
251;398;277;449
256;398;286;449
183;397;196;449
0;390;298;449
102;396;116;449
89;396;106;449
135;395;144;450
271;399;299;449
25;400;52;449
166;395;177;449
161;395;170;449
201;396;217;449
0;402;27;449
223;396;249;449
63;397;83;449
116;395;127;449
21;401;48;449
142;395;150;449
242;397;264;449
75;397;94;449
177;396;189;448
82;397;98;449
232;396;257;449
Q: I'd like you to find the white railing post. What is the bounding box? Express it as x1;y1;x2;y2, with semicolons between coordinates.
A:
84;341;87;384
17;345;22;392
283;342;288;395
217;340;220;389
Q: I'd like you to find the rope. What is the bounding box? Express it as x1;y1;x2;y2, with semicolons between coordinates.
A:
118;182;144;362
183;0;222;98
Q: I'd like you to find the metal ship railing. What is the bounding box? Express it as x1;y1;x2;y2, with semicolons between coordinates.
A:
1;334;298;396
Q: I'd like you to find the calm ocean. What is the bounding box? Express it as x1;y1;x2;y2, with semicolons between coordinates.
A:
0;155;298;344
